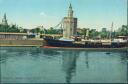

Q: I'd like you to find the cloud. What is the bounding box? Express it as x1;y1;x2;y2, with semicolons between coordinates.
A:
40;12;47;17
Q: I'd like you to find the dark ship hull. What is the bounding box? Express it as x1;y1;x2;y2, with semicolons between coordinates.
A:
43;38;127;48
44;38;76;47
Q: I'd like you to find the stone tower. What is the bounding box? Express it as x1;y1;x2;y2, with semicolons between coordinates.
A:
63;3;77;39
2;13;8;25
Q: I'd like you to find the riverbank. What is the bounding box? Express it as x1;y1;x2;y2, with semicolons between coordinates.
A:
0;39;128;52
42;47;128;52
0;39;44;47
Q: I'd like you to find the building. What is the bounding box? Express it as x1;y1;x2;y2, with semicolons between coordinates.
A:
0;32;28;40
63;4;77;39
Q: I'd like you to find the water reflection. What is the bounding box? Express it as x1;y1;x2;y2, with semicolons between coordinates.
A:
62;51;79;83
120;52;128;64
127;52;128;83
84;52;89;69
117;51;128;83
0;48;61;63
123;52;128;83
29;48;41;56
42;49;60;56
0;50;9;64
123;51;128;83
0;47;128;83
0;48;36;63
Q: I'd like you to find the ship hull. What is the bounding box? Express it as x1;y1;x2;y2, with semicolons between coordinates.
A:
43;38;127;48
44;38;75;47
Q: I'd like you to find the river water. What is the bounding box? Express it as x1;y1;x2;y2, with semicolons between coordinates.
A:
0;47;128;83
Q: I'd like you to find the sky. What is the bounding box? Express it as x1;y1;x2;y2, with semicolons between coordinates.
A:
0;0;127;31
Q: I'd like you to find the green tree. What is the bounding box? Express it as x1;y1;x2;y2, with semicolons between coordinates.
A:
116;25;128;36
81;28;87;36
100;32;108;39
89;29;99;38
0;24;21;33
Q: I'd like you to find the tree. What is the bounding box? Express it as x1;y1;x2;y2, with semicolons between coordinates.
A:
81;28;87;36
116;25;128;36
89;29;99;39
30;28;41;34
36;28;41;34
100;31;109;39
0;24;22;33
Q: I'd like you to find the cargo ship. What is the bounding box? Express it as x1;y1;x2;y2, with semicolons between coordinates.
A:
43;37;128;48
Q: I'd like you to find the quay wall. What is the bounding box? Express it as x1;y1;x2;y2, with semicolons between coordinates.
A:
0;39;44;47
42;47;128;52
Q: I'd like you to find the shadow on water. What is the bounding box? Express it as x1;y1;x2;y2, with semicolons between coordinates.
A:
84;52;89;69
61;51;91;83
62;50;80;83
119;51;128;83
122;51;128;83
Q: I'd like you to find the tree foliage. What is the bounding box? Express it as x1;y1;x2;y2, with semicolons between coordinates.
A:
116;25;128;36
0;23;127;39
0;24;25;33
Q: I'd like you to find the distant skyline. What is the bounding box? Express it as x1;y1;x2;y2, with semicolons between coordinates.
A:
0;0;127;31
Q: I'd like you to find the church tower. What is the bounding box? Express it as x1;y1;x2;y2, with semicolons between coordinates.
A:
63;3;77;39
2;13;8;25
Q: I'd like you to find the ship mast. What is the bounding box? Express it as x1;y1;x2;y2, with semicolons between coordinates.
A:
110;22;113;41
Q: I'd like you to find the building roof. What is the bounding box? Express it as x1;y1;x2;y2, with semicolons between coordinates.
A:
0;32;28;35
118;36;128;38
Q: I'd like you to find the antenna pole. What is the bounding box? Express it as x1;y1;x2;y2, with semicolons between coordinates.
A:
110;22;113;41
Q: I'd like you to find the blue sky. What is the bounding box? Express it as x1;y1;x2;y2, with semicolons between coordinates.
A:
0;0;127;30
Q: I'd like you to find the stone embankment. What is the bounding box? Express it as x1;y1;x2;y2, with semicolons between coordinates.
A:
0;39;44;47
